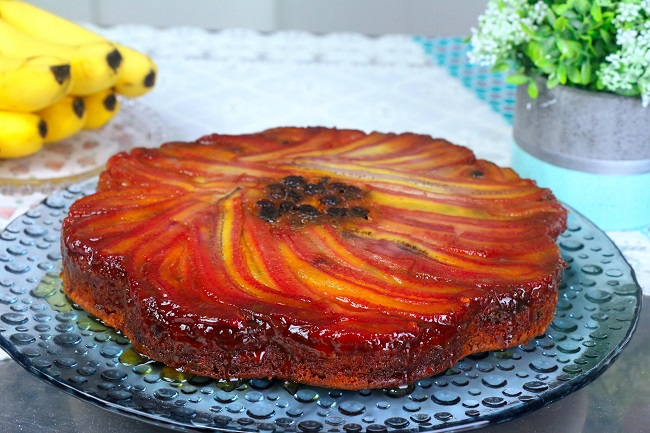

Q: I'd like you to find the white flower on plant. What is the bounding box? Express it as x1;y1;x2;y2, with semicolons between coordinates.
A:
614;2;642;24
467;0;545;67
642;0;650;14
530;1;550;23
599;1;650;106
616;29;639;46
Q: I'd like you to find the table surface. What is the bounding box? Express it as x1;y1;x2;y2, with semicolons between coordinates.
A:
0;26;649;433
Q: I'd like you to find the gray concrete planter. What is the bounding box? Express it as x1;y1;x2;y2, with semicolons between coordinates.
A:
512;81;650;230
513;82;650;175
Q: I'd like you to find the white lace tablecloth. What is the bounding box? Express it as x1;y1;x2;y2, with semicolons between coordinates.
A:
1;27;648;359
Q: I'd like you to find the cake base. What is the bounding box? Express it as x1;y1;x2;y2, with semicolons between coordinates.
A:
61;260;559;390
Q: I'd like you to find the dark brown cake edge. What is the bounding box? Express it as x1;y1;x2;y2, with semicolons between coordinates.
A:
60;251;561;390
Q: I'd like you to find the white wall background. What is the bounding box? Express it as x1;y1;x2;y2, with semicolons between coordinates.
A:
23;0;488;36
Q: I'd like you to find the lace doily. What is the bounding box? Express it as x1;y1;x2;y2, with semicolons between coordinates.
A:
85;26;513;163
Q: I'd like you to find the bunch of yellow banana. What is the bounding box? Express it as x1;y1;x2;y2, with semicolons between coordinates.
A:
0;0;157;159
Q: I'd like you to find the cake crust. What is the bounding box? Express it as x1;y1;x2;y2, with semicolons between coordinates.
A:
61;127;567;389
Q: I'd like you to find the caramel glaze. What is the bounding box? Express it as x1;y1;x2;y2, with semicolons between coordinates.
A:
61;127;567;389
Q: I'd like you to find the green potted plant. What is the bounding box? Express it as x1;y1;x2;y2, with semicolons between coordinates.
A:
467;0;650;230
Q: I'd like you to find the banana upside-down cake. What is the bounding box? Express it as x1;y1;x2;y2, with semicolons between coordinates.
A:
61;127;567;390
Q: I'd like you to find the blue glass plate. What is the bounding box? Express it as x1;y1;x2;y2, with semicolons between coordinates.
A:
0;179;641;432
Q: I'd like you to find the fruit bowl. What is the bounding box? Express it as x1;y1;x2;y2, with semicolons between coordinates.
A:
0;99;163;195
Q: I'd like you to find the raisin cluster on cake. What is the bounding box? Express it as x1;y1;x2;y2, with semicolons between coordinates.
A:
61;127;567;390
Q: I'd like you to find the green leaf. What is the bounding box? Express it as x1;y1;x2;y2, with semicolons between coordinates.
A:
557;64;568;84
505;73;530;85
580;34;593;47
545;6;557;26
575;0;590;15
539;64;558;75
554;16;568;32
556;39;582;59
580;61;592;84
562;10;579;20
568;65;582;84
492;62;510;73
590;3;603;22
527;80;539;99
541;32;557;49
524;40;542;64
552;4;571;16
600;28;613;46
520;22;537;39
547;76;560;89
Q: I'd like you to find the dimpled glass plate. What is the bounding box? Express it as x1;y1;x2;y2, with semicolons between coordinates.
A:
0;179;641;432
